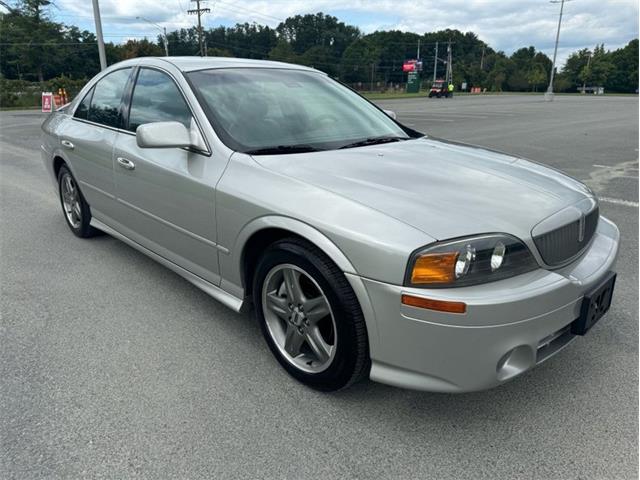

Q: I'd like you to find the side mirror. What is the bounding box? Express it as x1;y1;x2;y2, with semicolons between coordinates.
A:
383;109;397;120
136;121;192;149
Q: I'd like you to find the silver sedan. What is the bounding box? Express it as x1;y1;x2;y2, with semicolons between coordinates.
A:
41;57;619;392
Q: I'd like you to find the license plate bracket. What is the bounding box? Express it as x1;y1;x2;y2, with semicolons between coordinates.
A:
571;272;616;336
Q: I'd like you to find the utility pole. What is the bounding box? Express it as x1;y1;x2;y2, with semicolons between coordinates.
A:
417;38;421;60
91;0;107;70
188;0;210;57
546;0;572;101
370;63;375;92
432;41;438;83
480;45;485;70
445;39;453;84
162;26;168;56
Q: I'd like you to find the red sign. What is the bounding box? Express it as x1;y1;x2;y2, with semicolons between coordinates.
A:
402;60;416;72
42;92;53;112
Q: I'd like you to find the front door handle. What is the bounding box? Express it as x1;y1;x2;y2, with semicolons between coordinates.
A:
61;139;74;150
117;157;135;171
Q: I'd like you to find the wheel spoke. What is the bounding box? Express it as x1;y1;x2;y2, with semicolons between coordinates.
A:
303;295;330;324
284;325;304;357
64;175;74;194
282;268;304;305
304;327;331;364
265;292;290;321
72;202;82;218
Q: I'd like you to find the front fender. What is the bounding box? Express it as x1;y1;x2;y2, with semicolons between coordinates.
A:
226;215;358;294
222;214;381;356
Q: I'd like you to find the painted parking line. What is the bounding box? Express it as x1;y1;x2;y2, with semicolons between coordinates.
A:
598;197;639;207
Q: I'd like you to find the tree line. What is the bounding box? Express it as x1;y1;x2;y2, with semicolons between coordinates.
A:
1;0;638;101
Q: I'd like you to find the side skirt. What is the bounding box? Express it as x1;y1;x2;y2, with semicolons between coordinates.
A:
90;218;245;313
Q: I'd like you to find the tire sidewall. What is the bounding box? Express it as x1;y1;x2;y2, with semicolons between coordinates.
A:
253;241;363;391
57;165;92;237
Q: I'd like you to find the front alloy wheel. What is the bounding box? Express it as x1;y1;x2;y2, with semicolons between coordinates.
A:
253;238;369;391
262;264;337;373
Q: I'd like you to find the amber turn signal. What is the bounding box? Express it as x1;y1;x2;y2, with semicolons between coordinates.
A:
401;294;467;314
410;252;458;284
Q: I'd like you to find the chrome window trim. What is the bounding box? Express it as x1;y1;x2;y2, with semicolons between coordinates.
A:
70;64;211;157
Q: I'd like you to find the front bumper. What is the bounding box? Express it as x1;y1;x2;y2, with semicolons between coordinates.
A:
347;216;620;392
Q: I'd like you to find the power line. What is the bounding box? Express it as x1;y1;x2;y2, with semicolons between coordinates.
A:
213;1;284;23
0;42;98;45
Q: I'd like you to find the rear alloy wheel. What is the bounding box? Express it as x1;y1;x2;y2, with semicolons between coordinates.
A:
253;238;369;391
57;165;99;238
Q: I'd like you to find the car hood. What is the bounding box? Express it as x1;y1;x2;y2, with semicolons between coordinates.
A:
252;137;594;241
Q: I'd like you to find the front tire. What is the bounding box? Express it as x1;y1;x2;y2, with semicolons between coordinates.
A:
57;165;98;238
253;238;369;391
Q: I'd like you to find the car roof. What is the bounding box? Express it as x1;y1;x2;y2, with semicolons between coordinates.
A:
143;56;320;73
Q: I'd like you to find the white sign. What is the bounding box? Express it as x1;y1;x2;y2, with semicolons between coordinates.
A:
42;92;53;113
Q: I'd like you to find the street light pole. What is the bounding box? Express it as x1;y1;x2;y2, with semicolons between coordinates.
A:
91;0;107;70
545;0;571;101
136;16;169;56
432;41;438;83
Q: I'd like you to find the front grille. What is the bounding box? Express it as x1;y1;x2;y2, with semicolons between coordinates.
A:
533;206;599;266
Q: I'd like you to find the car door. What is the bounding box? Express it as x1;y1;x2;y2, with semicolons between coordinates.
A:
59;67;133;220
112;66;223;285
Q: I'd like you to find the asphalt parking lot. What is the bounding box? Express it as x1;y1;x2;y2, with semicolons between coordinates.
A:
1;94;638;479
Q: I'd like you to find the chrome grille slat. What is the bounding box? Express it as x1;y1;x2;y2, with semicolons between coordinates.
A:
533;206;599;266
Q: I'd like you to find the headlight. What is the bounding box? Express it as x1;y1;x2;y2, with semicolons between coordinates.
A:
405;234;538;287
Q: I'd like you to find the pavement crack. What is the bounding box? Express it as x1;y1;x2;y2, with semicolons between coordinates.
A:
583;159;639;207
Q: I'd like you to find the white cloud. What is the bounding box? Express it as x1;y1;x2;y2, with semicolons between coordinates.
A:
53;0;639;64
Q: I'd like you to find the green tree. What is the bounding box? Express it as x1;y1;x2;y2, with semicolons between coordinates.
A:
276;12;360;61
339;38;381;84
206;46;233;57
589;44;614;86
0;0;63;82
606;39;639;92
563;48;592;90
268;40;298;63
527;64;547;91
119;39;164;59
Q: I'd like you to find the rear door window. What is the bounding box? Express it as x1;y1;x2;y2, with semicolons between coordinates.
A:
74;87;94;120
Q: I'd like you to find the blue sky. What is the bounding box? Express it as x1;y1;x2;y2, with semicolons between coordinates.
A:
7;0;639;66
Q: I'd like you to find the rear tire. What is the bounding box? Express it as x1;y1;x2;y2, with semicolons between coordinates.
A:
253;238;369;391
57;165;99;238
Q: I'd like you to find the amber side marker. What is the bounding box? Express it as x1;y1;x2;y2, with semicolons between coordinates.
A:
401;294;467;314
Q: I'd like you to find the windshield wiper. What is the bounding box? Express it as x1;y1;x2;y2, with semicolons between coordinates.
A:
339;136;407;150
245;144;321;155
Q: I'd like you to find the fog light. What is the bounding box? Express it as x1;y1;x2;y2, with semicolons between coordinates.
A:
491;241;506;271
496;345;535;381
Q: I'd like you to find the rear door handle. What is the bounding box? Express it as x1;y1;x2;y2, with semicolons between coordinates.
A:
117;157;135;171
61;140;74;150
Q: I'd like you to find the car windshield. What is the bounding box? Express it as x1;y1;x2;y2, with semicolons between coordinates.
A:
186;68;410;154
